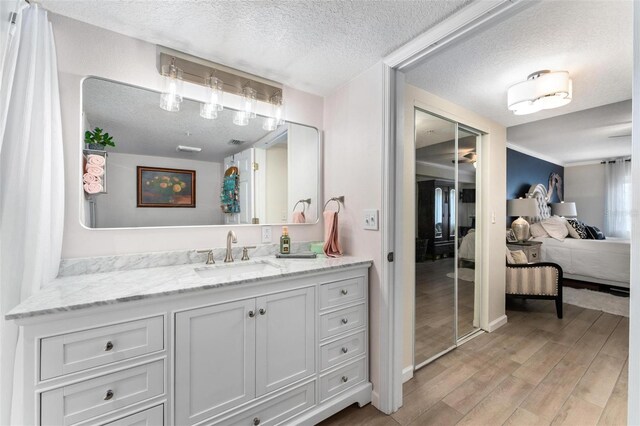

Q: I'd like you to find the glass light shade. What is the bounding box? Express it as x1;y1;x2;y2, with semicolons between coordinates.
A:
240;86;257;119
233;110;249;126
200;76;223;119
507;70;572;115
551;201;577;217
263;93;285;131
262;117;277;131
507;198;538;217
159;63;183;112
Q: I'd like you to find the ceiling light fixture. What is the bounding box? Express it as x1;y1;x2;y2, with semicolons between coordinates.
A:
263;91;285;131
200;75;224;119
176;145;202;153
159;57;183;112
234;85;257;126
507;70;572;115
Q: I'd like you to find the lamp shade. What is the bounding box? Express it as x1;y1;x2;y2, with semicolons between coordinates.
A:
551;202;577;217
507;198;537;217
507;70;572;115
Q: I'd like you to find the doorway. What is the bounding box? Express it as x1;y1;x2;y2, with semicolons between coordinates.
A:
413;108;482;369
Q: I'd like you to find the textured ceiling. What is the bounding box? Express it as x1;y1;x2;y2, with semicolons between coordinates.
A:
83;78;276;162
405;0;633;129
507;100;632;165
42;0;471;95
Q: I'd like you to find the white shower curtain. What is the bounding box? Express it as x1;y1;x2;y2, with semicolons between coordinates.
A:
0;4;65;424
605;159;632;239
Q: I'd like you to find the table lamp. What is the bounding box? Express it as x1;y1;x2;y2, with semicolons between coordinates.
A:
507;198;538;242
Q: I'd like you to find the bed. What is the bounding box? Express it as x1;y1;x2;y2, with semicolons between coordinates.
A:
525;184;630;289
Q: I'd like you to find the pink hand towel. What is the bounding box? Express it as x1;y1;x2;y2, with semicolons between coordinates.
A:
323;211;343;257
87;154;106;166
293;211;306;224
83;173;101;184
86;165;104;177
83;182;103;194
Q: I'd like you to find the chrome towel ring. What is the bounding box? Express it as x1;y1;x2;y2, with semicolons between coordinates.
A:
293;198;311;213
323;196;344;213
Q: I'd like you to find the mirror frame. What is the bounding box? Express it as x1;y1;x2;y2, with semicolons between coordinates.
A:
78;76;323;230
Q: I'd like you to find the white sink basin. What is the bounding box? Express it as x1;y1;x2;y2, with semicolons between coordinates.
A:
194;260;281;280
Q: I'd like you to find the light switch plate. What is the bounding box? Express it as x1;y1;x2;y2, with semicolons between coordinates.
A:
261;226;272;243
363;209;379;230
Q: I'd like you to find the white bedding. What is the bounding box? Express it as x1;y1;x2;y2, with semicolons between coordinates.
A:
531;237;630;287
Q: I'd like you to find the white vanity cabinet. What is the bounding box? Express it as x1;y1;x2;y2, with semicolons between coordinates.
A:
10;260;372;426
174;287;315;425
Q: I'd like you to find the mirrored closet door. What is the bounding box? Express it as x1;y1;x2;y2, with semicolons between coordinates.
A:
414;108;481;369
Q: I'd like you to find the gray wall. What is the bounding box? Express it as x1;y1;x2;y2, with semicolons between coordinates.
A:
564;163;606;231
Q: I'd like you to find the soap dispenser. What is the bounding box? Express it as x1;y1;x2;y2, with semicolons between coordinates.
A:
280;226;291;254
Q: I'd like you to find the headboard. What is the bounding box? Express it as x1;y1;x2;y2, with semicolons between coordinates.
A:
527;183;551;223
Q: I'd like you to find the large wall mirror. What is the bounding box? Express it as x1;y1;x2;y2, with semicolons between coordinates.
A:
80;77;320;228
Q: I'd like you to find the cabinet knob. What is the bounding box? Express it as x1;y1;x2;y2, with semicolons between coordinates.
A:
341;289;348;295
253;417;261;425
341;347;348;354
259;308;266;315
248;310;256;318
104;389;114;401
341;376;348;383
104;341;114;351
341;318;348;325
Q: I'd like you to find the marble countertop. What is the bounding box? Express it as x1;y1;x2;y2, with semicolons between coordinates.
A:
6;256;372;320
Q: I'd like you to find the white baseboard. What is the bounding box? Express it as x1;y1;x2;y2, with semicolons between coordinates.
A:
487;314;508;332
402;365;414;383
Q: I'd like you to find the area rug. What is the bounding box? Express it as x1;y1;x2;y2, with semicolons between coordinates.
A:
563;287;629;317
445;268;475;282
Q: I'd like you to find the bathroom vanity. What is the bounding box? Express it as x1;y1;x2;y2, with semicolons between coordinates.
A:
7;256;372;425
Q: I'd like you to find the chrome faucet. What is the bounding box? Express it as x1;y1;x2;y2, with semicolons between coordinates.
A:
224;230;237;263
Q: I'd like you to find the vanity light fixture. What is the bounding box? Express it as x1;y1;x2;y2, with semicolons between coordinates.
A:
233;85;257;126
263;91;285;131
200;75;224;119
507;70;572;115
159;57;184;112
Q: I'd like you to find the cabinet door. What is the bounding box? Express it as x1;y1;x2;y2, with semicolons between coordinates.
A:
174;299;256;425
255;287;315;397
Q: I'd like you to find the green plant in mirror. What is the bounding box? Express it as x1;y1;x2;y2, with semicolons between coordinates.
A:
85;127;116;149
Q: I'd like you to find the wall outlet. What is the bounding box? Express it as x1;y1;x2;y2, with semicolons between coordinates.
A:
363;209;379;230
261;226;272;243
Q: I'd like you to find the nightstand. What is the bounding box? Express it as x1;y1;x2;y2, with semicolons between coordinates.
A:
507;240;542;263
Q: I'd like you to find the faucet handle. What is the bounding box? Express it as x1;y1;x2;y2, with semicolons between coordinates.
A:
197;249;215;265
241;246;257;261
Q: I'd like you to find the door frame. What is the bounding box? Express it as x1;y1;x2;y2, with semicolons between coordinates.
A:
379;0;539;412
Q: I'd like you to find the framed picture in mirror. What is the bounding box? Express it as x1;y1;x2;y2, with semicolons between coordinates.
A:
137;166;196;208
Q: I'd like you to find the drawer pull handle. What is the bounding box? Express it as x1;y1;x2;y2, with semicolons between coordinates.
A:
341;347;348;354
248;310;256;318
342;376;348;383
259;308;266;315
104;390;114;401
341;289;348;295
104;341;114;351
253;417;261;425
341;318;348;325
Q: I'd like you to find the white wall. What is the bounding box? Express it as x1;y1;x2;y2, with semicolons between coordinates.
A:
564;163;606;231
92;153;223;228
401;84;507;372
265;146;288;223
50;14;324;258
287;124;319;223
324;62;384;407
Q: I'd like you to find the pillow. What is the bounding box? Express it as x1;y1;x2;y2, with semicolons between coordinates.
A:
506;247;515;264
566;218;588;239
510;250;529;264
585;225;606;240
530;222;550;238
540;216;569;241
565;220;581;238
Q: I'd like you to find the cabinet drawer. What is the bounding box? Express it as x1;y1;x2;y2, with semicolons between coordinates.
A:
41;316;164;380
319;276;365;310
41;360;164;426
320;331;365;371
212;381;315;426
320;358;366;402
320;303;366;340
102;404;164;426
